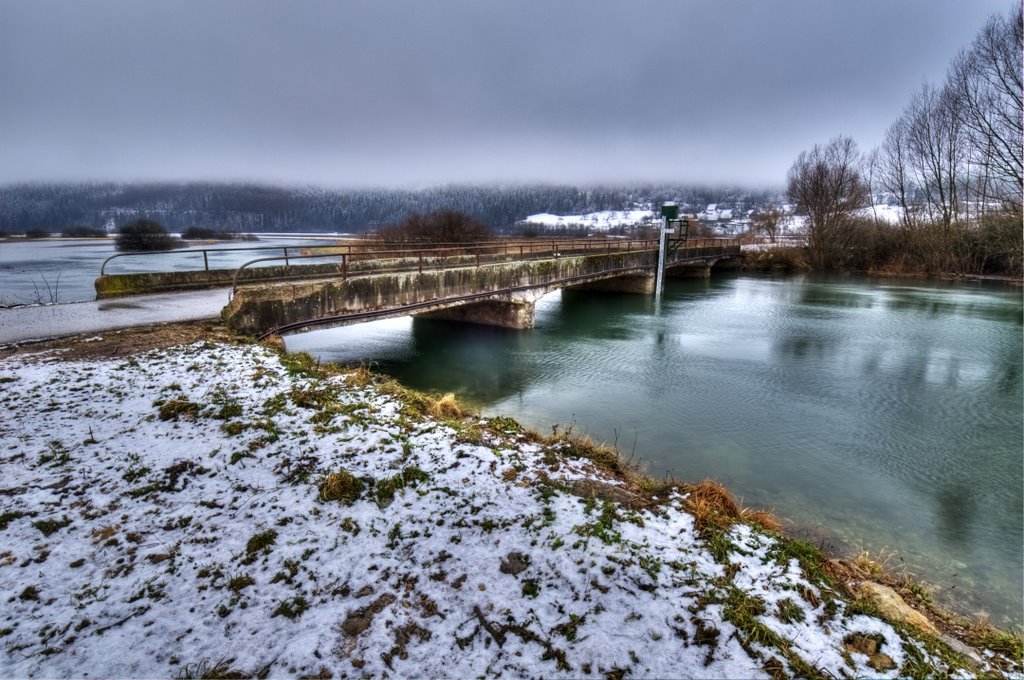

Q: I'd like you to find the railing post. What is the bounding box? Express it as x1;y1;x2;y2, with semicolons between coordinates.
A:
283;247;290;266
342;253;347;280
203;250;209;271
418;252;423;274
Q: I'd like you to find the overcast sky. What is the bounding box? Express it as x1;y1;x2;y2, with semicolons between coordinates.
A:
0;0;1013;188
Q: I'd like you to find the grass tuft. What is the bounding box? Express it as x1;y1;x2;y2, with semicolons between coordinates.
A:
345;365;375;388
271;596;309;620
33;515;72;536
0;510;30;531
241;529;277;565
684;480;741;533
374;467;430;508
159;399;201;421
740;508;784;533
426;393;464;420
177;656;252;679
318;470;364;504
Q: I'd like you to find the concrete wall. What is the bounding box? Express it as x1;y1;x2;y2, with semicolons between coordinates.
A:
95;262;348;299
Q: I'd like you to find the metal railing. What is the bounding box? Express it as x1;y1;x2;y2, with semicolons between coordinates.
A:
228;237;741;296
99;237;651;276
99;243;365;276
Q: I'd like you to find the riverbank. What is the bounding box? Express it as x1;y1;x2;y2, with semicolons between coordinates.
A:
739;248;1023;285
0;323;1019;677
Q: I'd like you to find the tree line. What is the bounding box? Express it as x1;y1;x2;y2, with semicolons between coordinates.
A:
0;182;777;235
786;6;1022;277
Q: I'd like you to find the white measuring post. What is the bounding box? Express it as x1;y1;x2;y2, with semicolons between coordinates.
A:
656;202;677;298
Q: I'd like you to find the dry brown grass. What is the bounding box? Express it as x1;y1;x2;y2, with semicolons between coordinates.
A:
260;335;286;351
90;524;120;545
345;365;375;388
682;479;783;535
684;479;741;531
426;393;464;421
318;469;364;504
740;508;784;533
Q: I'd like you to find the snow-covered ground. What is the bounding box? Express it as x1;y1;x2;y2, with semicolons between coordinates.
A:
0;342;1010;677
522;204;912;233
522;210;657;231
858;205;904;224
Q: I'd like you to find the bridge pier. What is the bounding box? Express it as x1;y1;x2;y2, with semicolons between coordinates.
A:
417;298;536;330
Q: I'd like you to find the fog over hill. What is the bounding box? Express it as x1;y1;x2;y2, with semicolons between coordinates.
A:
0;182;780;233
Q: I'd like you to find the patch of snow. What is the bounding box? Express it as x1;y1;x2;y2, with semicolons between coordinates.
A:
522;210;656;231
0;343;1001;678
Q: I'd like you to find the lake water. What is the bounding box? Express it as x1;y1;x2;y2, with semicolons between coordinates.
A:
0;237;340;305
287;273;1024;627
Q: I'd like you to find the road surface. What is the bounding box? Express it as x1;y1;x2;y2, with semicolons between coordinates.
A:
0;288;231;345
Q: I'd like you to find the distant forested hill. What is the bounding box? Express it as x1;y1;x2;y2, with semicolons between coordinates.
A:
0;182;776;233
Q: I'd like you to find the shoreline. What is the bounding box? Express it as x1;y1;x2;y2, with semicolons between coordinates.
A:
0;321;1019;677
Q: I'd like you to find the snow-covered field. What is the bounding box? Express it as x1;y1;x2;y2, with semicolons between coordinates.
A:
0;342;1010;677
522;210;657;231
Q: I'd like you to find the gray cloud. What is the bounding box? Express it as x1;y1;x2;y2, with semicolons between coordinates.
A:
0;0;1011;187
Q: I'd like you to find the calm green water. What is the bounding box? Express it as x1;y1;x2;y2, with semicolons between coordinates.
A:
288;274;1024;627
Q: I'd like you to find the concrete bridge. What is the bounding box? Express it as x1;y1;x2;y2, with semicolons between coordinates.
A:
219;239;741;337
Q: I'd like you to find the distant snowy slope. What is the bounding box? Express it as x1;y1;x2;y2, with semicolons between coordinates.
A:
522;209;656;231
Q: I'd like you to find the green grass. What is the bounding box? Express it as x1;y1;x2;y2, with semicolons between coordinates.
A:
970;628;1023;663
776;597;806;624
227;574;255;593
241;529;277;565
0;510;30;531
374;466;430;508
769;536;835;588
271;596;309;620
158;399;201;421
572;499;622;546
39;440;72;466
33;516;72;536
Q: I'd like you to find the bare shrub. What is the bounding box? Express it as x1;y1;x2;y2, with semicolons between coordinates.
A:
116;219;175;252
375;210;491;244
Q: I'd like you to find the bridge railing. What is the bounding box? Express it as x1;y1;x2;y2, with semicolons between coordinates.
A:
229;237;741;296
99;242;367;276
100;237;654;276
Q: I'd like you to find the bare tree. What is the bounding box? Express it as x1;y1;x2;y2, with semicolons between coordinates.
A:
947;6;1023;214
873;115;918;231
903;83;967;234
751;206;783;243
786;136;870;270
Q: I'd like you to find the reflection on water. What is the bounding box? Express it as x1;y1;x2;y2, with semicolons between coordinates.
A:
288;274;1024;627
